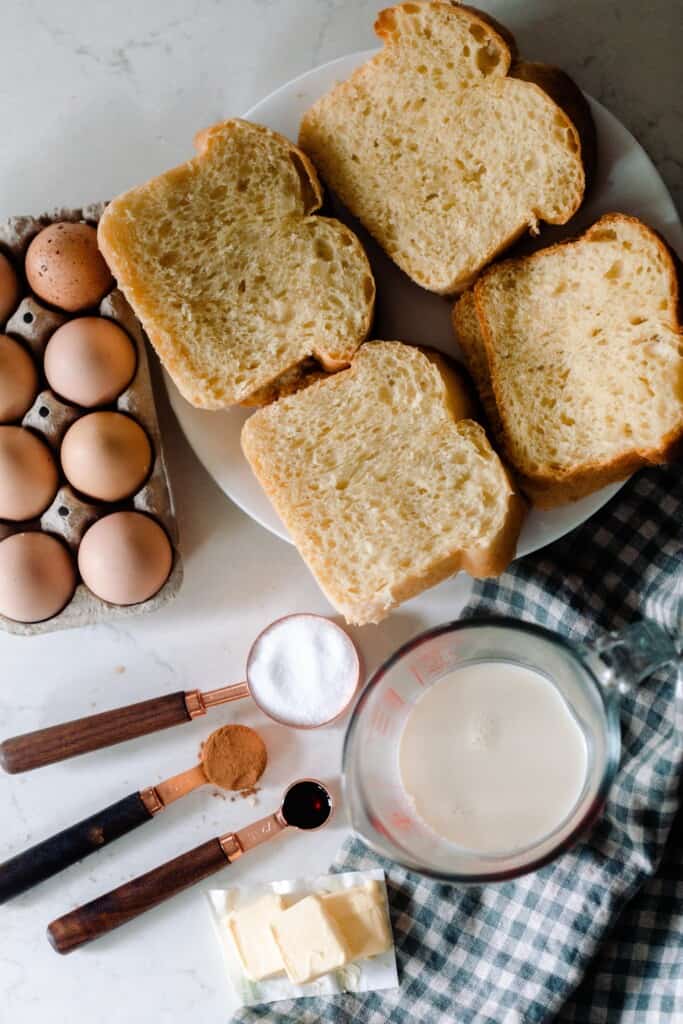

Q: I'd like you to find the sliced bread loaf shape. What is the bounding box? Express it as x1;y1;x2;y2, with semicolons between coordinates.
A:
241;341;525;625
98;120;375;408
453;214;683;507
299;2;593;295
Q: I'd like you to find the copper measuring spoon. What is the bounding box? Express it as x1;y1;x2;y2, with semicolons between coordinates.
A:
0;724;265;903
48;778;333;954
1;614;360;774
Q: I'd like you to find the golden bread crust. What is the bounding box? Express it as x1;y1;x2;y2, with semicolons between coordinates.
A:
454;213;683;508
98;119;375;408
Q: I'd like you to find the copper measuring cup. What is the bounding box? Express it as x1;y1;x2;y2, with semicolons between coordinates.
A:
48;778;333;954
1;614;361;774
0;724;265;903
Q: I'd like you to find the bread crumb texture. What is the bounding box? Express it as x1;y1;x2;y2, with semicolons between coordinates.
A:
98;120;375;407
299;1;587;294
454;213;683;506
241;341;524;624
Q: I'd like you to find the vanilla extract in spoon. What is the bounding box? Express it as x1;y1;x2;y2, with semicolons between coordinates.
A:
48;779;333;953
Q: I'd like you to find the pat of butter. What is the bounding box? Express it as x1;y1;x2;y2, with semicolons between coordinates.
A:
322;881;392;960
227;893;286;981
271;894;349;984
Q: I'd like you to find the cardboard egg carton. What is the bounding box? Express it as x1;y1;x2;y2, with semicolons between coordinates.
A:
0;203;183;635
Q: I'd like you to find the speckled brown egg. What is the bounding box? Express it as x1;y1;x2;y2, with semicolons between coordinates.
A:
25;222;113;312
78;511;172;605
0;531;76;622
0;252;20;323
60;411;152;502
0;335;38;422
0;426;59;521
44;317;137;407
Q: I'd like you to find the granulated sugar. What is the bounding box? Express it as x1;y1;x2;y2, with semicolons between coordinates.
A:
247;615;359;727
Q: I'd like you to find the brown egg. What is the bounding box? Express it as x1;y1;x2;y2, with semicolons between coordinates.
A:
0;427;58;521
78;511;172;605
44;317;136;407
60;412;152;502
0;335;38;422
0;531;76;622
25;222;113;312
0;251;20;323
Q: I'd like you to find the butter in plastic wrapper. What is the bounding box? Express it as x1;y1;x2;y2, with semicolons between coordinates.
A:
205;869;398;1010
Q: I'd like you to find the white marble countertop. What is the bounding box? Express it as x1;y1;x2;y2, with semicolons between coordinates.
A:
0;2;680;1022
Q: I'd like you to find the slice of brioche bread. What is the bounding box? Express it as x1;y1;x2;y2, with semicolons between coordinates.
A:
241;341;524;625
299;2;594;295
453;213;683;507
452;289;503;444
98;120;375;408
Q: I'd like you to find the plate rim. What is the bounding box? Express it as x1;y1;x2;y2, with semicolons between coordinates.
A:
165;48;682;555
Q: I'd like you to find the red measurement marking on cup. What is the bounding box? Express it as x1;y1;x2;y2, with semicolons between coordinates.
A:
411;648;447;683
373;689;405;734
390;811;413;831
369;814;393;840
371;708;391;735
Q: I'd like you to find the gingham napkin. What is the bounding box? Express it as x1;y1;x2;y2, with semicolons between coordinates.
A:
237;465;683;1023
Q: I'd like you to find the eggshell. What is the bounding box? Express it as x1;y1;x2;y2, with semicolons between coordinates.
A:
25;222;113;312
0;251;20;323
60;411;152;502
0;531;76;622
0;426;59;521
44;317;136;407
0;335;38;422
78;511;172;605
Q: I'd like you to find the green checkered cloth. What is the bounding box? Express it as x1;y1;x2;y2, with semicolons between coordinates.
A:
237;465;683;1023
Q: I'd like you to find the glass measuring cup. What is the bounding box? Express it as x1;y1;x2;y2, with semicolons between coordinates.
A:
342;616;680;883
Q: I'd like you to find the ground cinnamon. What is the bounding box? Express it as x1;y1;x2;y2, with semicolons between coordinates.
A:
200;724;267;790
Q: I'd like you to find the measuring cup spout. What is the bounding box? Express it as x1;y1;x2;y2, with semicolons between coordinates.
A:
583;620;680;696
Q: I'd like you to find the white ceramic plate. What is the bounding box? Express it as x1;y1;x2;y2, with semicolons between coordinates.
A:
165;51;683;556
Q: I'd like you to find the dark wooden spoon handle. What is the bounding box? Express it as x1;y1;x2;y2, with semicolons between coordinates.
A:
0;691;190;774
48;838;229;953
0;792;152;903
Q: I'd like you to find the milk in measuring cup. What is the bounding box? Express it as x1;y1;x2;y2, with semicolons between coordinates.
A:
399;663;588;853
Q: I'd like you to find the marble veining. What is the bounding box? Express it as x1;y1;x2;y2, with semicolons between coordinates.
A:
0;2;680;1023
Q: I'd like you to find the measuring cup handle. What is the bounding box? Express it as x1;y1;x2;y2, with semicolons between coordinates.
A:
0;793;153;904
48;838;229;953
0;691;191;774
584;620;680;694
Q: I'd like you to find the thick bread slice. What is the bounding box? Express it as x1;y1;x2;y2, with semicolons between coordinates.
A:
241;341;525;625
98;120;375;408
299;2;593;295
452;289;504;444
453;213;683;507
